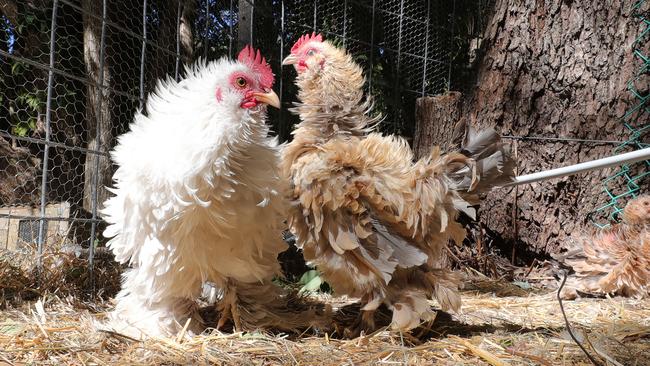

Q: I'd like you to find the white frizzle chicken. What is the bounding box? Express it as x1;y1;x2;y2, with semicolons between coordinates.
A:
101;46;288;339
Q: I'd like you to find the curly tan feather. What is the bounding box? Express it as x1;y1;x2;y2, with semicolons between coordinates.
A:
555;195;650;299
282;37;515;332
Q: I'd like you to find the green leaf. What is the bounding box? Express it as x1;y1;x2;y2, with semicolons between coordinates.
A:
11;62;24;76
299;275;322;294
13;123;29;137
512;281;532;290
298;269;320;285
0;321;25;336
26;94;41;111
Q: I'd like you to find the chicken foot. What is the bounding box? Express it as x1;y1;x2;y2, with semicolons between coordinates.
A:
216;283;242;332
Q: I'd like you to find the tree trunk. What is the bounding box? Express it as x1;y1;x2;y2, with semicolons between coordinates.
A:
237;0;253;50
0;138;40;205
82;0;112;213
179;0;195;65
413;92;463;159
460;0;648;258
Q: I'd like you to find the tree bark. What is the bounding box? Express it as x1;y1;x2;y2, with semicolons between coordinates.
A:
413;92;463;159
237;0;253;50
179;0;195;64
460;0;648;257
82;0;112;213
0;138;40;205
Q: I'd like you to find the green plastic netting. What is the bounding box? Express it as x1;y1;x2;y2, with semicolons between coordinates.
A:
590;0;650;228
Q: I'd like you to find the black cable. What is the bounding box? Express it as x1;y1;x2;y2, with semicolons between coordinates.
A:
557;271;603;366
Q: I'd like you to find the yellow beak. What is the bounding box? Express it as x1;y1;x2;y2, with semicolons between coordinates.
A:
282;54;299;65
253;90;281;109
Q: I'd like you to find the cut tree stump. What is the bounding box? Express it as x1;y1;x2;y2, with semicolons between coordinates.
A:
413;92;463;159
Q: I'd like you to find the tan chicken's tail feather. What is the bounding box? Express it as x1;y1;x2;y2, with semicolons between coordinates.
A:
444;119;516;196
424;267;464;312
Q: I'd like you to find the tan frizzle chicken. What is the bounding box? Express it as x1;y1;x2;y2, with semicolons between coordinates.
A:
281;33;515;333
555;195;650;299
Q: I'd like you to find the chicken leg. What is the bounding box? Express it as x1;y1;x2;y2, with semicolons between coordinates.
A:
216;282;242;332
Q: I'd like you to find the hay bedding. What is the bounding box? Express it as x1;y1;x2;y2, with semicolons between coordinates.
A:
0;285;649;365
1;250;649;365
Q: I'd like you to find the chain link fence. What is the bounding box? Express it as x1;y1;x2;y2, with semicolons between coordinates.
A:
588;0;650;227
0;0;460;277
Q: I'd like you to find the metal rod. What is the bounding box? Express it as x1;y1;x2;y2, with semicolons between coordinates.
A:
342;0;347;46
204;0;210;59
249;0;254;44
367;0;376;93
313;0;317;30
394;0;405;133
508;147;650;187
175;0;181;81
140;0;148;109
503;135;626;145
396;0;405;73
447;0;456;90
421;0;431;96
37;0;59;269
0;214;103;223
229;0;234;57
279;0;285;139
0;131;110;157
88;0;108;294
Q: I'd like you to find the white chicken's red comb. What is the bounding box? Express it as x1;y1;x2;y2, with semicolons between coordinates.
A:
291;32;323;54
238;45;274;89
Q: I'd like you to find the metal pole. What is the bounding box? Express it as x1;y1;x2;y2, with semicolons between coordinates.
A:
279;0;285;139
140;0;147;108
175;0;181;81
88;0;108;293
394;0;405;133
249;0;254;44
229;0;234;57
204;0;210;59
37;0;59;269
447;0;456;91
507;147;650;187
367;0;376;93
313;0;317;31
421;0;431;96
342;0;347;47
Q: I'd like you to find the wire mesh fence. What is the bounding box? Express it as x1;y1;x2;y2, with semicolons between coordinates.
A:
0;0;460;280
2;0;646;286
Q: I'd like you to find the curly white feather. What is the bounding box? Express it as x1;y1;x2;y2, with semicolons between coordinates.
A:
100;58;287;338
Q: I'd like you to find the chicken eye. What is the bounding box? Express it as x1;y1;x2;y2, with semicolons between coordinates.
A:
235;77;247;88
306;49;316;56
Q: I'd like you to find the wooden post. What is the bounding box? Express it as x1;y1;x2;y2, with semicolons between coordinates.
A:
412;91;462;159
238;0;253;49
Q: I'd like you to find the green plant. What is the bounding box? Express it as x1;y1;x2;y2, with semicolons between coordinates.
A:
298;268;330;294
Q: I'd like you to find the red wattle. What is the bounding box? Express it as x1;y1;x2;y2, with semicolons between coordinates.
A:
241;99;258;109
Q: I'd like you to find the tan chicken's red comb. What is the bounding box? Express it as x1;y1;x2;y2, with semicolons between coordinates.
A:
291;32;323;54
238;45;275;89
